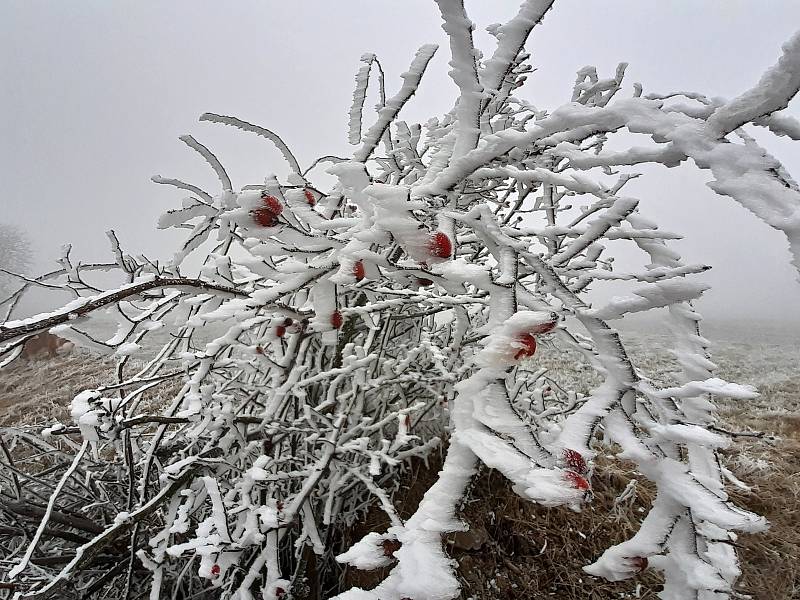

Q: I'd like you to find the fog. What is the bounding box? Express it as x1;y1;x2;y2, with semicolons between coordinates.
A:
2;0;799;323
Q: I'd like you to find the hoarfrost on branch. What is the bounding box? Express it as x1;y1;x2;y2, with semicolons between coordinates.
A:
1;1;798;599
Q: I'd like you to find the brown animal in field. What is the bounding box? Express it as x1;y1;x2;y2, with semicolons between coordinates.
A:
21;332;73;360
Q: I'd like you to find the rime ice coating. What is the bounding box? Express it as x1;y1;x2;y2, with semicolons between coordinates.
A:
4;1;798;598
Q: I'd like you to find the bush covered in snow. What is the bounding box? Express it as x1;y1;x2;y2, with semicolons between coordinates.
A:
2;1;799;598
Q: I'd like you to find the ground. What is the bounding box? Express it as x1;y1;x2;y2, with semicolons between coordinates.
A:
1;318;797;599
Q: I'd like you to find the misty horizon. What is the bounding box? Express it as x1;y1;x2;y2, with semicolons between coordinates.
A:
2;1;800;323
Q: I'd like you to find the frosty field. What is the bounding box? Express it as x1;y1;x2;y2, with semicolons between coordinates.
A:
1;318;796;599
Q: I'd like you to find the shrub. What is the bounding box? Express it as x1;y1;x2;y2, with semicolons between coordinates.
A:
2;2;799;598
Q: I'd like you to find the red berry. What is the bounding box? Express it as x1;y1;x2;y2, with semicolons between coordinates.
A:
276;500;284;511
627;556;648;572
563;449;588;475
428;232;452;259
252;207;279;227
353;260;366;282
331;311;343;329
275;587;286;598
210;564;221;577
261;194;283;215
514;333;537;359
416;277;433;287
564;470;590;491
255;346;265;355
304;189;316;206
275;325;287;338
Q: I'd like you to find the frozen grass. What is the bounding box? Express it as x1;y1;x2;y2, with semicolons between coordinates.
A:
344;322;800;599
0;351;115;427
0;320;797;599
0;351;181;428
446;322;800;599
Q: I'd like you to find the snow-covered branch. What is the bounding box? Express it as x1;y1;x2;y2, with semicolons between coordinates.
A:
2;3;796;599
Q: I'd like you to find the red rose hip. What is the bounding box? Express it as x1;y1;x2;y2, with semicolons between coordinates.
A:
514;333;537;360
627;556;648;572
529;320;557;334
252;207;279;227
563;448;588;474
261;194;283;215
353;260;366;281
428;232;452;259
564;470;590;491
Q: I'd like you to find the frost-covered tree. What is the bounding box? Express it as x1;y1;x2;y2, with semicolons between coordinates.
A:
1;1;799;599
0;223;32;300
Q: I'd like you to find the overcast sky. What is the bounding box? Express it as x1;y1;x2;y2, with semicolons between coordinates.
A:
2;1;799;323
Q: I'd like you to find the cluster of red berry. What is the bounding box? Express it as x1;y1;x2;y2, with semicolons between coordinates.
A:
562;448;591;491
275;317;294;338
252;194;284;227
251;189;317;228
251;204;455;333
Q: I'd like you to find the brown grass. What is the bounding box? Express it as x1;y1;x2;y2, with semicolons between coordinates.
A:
719;419;800;599
336;333;800;599
0;352;114;427
0;351;181;428
450;459;662;600
1;333;798;599
448;430;800;600
339;426;799;600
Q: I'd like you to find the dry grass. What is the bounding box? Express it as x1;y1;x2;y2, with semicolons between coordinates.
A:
0;351;181;429
718;412;800;599
0;351;114;427
343;430;799;599
450;458;662;599
442;431;800;600
1;325;798;599
339;329;800;599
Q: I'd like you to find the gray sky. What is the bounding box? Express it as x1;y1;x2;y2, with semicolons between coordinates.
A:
2;0;799;322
